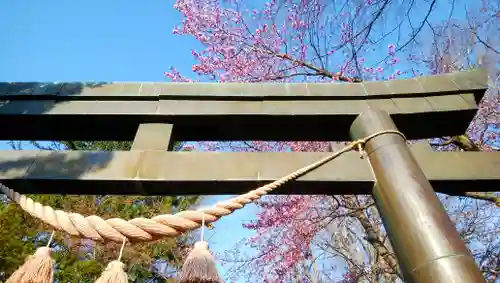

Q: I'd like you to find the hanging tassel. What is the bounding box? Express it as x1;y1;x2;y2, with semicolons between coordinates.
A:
180;214;222;283
6;231;55;283
95;237;128;283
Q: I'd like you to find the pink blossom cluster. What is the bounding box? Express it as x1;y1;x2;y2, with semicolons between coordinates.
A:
241;195;324;281
169;0;405;83
164;66;196;82
168;0;292;82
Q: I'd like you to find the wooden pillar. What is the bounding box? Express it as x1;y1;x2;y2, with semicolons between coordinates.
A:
349;109;484;283
131;123;174;151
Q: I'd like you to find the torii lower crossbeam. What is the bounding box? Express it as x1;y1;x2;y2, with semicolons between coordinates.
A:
0;148;499;195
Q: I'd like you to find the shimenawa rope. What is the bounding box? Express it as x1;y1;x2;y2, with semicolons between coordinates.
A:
0;130;405;243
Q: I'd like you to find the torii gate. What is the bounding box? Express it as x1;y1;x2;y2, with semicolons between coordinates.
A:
0;69;498;282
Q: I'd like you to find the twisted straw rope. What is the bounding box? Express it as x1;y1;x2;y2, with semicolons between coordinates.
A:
0;130;405;243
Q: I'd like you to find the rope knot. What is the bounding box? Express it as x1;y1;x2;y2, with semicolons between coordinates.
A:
352;139;367;158
350;130;406;159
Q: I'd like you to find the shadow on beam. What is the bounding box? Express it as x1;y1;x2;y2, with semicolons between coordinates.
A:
0;150;114;195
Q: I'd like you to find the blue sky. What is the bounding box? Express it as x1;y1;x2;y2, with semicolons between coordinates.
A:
0;0;257;280
0;0;199;82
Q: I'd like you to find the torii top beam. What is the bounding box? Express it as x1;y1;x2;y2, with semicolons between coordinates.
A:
0;69;488;141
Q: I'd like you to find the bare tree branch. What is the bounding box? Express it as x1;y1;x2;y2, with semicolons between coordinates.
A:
470;28;500;55
373;0;437;67
462;192;500;207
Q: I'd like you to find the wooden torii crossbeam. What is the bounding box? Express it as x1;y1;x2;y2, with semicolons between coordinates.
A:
0;68;488;142
0;69;497;283
0;147;499;195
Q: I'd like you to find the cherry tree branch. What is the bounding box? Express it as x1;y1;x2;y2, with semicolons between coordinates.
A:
429;135;499;205
372;0;437;67
251;45;362;82
462;193;500;207
250;72;327;82
344;196;402;280
469;28;500;55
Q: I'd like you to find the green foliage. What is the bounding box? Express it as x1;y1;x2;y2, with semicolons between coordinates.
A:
0;140;199;282
62;140;132;151
0;202;38;276
53;251;103;283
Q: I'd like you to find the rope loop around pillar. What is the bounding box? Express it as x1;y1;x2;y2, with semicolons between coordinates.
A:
352;130;406;158
0;130;405;243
